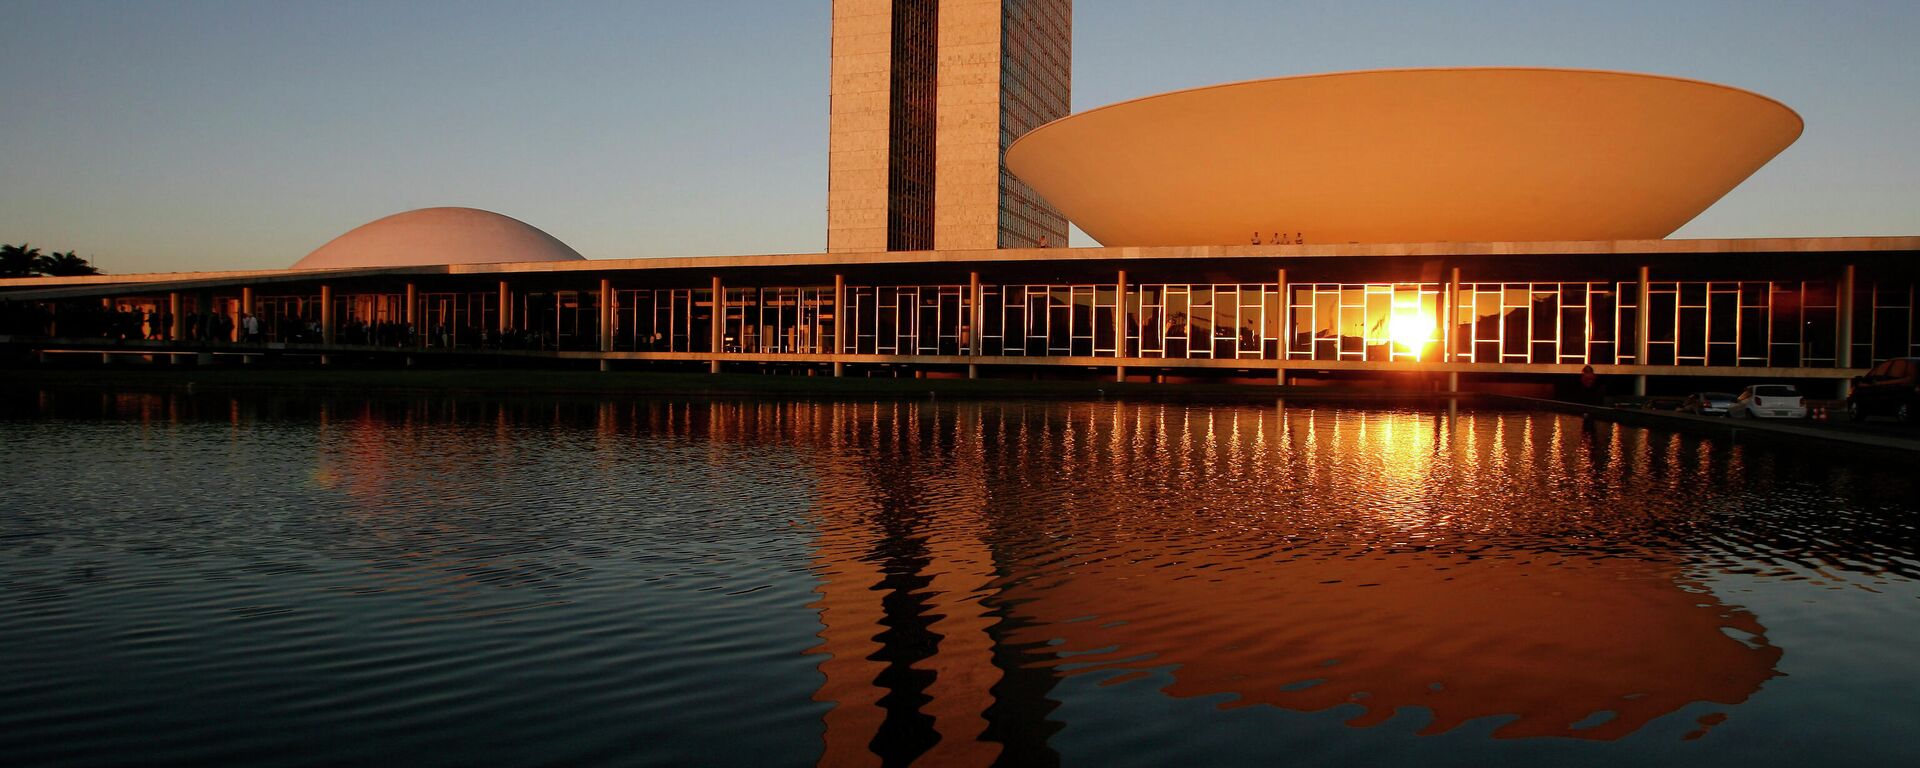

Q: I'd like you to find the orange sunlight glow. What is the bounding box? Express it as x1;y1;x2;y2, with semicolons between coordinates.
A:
1389;308;1437;359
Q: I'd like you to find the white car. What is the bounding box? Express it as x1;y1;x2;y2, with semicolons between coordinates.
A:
1727;384;1807;419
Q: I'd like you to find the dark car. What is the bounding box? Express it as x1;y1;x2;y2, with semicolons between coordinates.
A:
1681;391;1738;416
1848;357;1920;422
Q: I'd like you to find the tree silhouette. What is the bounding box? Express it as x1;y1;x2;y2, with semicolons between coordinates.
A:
1;243;42;277
37;250;101;276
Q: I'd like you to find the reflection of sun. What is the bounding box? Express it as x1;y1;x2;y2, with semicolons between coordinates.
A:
1390;308;1436;358
311;466;339;490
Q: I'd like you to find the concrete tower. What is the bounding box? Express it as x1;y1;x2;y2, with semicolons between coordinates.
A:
828;0;1071;253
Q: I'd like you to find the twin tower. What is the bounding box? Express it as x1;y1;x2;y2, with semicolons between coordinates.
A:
827;0;1071;253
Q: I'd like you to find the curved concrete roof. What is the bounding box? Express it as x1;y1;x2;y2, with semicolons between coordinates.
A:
291;207;586;270
1005;67;1804;246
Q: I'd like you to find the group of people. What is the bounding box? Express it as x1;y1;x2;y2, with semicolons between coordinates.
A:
332;319;418;347
169;310;242;343
723;323;820;354
328;322;563;351
0;300;289;344
5;299;640;354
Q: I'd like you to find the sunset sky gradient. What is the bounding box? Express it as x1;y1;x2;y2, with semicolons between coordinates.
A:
2;0;1915;272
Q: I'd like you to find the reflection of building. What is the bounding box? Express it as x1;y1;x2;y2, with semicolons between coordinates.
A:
999;549;1780;740
789;401;1790;757
829;0;1071;252
24;392;1867;757
807;430;1008;767
2;2;1916;395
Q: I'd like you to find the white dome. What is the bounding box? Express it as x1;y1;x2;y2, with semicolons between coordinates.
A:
291;207;587;269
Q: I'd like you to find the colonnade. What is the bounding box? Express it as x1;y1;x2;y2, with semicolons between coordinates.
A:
41;256;1871;399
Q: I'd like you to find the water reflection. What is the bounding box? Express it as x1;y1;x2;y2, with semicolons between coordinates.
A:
3;391;1918;766
797;400;1801;762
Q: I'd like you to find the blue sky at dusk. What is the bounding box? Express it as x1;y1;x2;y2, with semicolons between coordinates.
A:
2;0;1916;273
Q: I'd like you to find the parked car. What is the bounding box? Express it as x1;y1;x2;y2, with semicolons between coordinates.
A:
1728;385;1807;419
1681;391;1738;416
1847;356;1920;422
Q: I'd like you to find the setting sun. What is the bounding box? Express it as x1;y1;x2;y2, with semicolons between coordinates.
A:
1389;310;1436;358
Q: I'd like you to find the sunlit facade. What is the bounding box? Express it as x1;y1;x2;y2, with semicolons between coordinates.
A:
4;3;1918;395
5;238;1919;397
828;0;1071;252
1005;68;1803;246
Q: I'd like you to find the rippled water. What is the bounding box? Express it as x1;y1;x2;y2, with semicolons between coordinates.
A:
3;390;1918;767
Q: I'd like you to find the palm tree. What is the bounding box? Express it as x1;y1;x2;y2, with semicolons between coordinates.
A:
37;250;101;276
0;243;42;277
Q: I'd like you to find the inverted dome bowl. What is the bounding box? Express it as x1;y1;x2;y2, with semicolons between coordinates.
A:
1004;68;1803;246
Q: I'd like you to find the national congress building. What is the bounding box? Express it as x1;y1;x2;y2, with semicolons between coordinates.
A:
3;0;1917;396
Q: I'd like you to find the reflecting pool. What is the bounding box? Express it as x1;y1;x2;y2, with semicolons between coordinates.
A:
2;391;1918;766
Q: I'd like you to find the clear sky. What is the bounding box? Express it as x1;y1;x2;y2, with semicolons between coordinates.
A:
2;0;1916;273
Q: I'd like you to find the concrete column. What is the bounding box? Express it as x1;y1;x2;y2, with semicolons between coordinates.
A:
1634;264;1651;398
498;281;511;334
1115;269;1128;383
318;285;334;365
319;285;334;345
599;278;614;372
1837;263;1857;369
833;274;847;354
1277;266;1290;361
832;273;846;377
1447;371;1460;393
405;283;418;347
1635;265;1651;365
169;292;184;341
709;275;723;374
1444;266;1461;362
599;278;614;352
1276;366;1287;386
968;271;983;358
969;272;984;381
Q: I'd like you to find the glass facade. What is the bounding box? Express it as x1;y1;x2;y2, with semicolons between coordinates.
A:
722;287;836;354
620;288;713;353
983;284;1117;356
1863;280;1917;364
1291;283;1441;362
13;274;1920;371
997;0;1071;248
1131;284;1283;359
849;284;967;355
1454;282;1625;366
415;291;502;348
885;0;939;251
